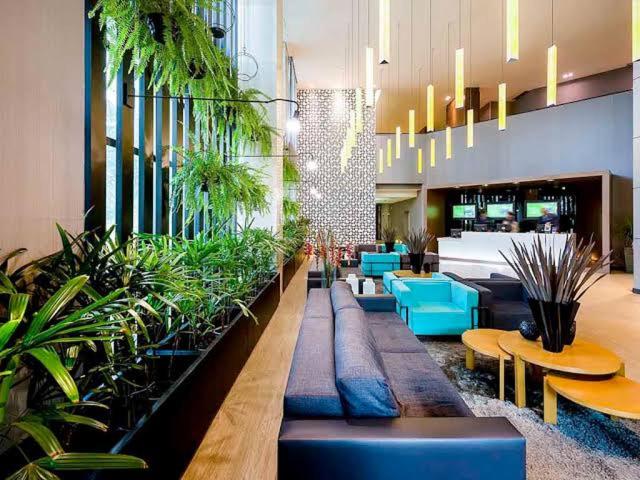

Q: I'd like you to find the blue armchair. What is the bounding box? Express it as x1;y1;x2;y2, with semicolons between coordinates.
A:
382;271;450;296
393;280;479;335
360;252;401;276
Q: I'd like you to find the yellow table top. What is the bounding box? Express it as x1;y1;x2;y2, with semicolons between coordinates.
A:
547;374;640;419
462;329;512;360
392;270;432;278
498;330;621;376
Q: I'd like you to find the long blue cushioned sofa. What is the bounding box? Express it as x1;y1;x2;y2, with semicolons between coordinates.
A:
278;282;525;480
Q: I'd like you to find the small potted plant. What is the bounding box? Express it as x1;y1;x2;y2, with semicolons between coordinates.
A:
403;229;435;274
304;229;341;287
501;236;611;352
615;217;633;273
381;226;397;255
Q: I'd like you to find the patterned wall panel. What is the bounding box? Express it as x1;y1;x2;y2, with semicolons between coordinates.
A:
297;89;376;244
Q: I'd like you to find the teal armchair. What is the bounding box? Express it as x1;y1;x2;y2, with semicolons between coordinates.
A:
382;271;450;296
360;252;400;276
379;243;409;254
393;280;479;335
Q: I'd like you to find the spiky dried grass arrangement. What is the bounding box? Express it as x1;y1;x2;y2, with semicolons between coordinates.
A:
500;235;612;304
403;229;436;254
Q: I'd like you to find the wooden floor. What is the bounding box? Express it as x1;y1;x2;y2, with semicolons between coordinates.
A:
182;261;309;480
182;268;640;479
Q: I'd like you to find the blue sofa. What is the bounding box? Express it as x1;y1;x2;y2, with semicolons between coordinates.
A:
360;252;400;276
444;273;533;330
379;243;409;254
382;271;450;295
279;282;525;480
393;280;480;335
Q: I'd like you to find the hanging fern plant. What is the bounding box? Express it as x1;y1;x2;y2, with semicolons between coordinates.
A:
89;0;274;154
173;148;269;223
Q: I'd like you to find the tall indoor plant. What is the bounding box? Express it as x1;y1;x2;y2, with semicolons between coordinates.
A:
615;217;633;273
501;236;611;352
381;226;397;255
304;229;341;288
403;229;435;274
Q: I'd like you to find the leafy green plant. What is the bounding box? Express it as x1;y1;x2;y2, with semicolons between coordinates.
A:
0;274;147;479
173;148;269;224
283;154;301;184
403;229;435;254
614;217;633;248
283;198;300;221
282;217;309;258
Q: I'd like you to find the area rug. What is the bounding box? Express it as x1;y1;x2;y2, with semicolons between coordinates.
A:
421;337;640;480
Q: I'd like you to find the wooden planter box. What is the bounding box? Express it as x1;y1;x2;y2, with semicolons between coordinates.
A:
283;248;305;292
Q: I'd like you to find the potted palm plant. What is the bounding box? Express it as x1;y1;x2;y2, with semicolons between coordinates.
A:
501;236;611;352
615;217;633;273
403;229;435;274
381;226;397;255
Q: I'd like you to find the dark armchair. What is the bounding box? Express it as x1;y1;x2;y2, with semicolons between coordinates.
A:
443;273;532;330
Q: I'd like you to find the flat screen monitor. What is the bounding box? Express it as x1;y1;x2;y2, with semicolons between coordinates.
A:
486;203;514;219
452;204;476;219
526;201;558;219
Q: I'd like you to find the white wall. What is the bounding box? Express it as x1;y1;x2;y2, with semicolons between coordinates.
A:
0;1;85;263
633;63;640;292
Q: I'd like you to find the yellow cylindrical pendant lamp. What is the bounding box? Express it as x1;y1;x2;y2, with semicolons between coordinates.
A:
378;148;384;173
506;0;519;62
547;44;558;106
417;148;423;174
455;48;465;109
466;109;474;148
634;0;640;61
387;138;392;167
445;126;452;159
426;84;435;132
430;138;436;167
395;126;401;159
498;83;507;131
379;0;390;64
366;47;375;106
409;110;415;147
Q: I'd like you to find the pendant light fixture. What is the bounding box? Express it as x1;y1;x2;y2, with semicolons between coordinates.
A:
409;110;415;147
426;0;435;132
466;0;474;148
454;0;464;109
417;147;423;174
430;137;436;167
395;126;401;159
379;0;390;64
366;47;375;106
445;126;452;159
387;138;392;167
379;147;384;173
408;1;416;148
498;82;507;131
466;109;474;148
547;0;557;106
506;0;519;62
634;0;640;61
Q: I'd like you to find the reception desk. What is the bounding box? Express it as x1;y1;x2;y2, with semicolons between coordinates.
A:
437;232;573;277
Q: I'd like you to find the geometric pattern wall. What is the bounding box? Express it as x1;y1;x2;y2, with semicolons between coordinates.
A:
296;89;376;244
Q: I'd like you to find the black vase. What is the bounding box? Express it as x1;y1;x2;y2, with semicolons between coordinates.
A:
408;253;425;274
211;25;226;39
145;12;165;43
518;319;540;341
527;299;580;353
384;242;395;254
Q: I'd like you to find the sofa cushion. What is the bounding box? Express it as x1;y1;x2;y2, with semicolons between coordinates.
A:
365;312;425;354
334;308;399;417
304;288;333;318
330;281;361;312
380;351;473;418
284;307;344;417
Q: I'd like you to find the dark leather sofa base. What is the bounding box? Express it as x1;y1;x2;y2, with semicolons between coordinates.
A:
279;417;525;480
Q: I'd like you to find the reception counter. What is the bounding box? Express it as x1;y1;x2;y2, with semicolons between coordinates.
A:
437;232;573;276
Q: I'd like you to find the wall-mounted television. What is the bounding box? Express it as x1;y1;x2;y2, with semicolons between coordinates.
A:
525;201;558;219
452;204;477;219
486;203;514;219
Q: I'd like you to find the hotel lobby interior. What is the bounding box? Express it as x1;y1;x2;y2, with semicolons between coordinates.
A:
2;0;640;479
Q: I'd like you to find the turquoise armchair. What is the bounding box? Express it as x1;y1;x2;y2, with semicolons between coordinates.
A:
379;243;409;254
382;271;450;295
393;280;479;335
360;252;400;276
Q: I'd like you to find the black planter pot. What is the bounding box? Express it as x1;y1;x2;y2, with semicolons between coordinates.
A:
527;299;580;353
211;25;226;39
201;182;209;193
144;12;165;43
408;253;425;274
187;62;206;80
384;242;395;254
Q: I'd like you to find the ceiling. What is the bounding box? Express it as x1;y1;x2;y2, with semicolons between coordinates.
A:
284;0;631;132
375;186;419;204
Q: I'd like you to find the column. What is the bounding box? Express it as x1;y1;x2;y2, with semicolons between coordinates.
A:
633;62;640;293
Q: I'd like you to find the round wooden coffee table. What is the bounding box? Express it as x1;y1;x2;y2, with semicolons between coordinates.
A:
498;330;623;408
391;270;432;278
462;329;512;400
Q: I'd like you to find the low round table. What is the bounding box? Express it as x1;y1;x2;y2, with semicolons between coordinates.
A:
392;270;432;278
462;329;512;400
498;330;623;408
